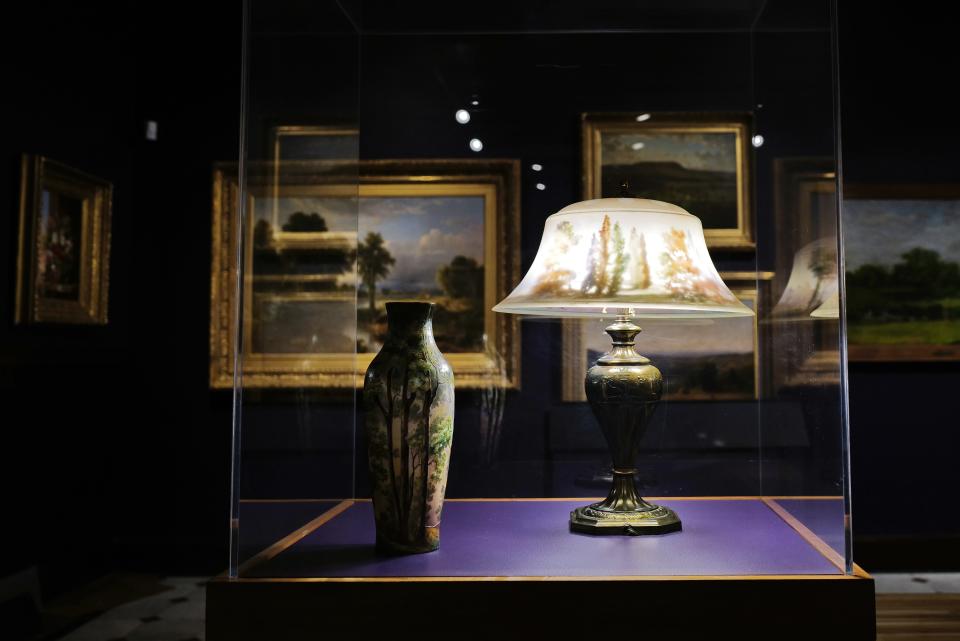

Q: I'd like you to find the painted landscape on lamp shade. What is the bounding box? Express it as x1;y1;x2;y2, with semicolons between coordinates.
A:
601;131;739;229
502;213;741;314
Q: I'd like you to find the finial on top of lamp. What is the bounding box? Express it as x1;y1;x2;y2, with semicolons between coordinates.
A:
494;197;751;536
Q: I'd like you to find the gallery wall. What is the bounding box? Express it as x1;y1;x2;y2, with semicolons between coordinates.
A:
838;6;960;567
0;1;241;595
0;0;957;603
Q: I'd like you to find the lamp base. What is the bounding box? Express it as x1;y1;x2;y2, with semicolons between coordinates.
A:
570;501;681;535
578;314;682;536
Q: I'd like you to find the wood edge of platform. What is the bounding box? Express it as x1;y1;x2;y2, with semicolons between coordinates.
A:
761;497;848;573
236;499;354;576
211;572;872;584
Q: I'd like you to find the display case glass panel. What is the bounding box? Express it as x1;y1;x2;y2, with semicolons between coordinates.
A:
222;0;851;580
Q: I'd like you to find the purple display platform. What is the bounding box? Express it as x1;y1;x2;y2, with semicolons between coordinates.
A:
245;499;840;578
774;498;846;556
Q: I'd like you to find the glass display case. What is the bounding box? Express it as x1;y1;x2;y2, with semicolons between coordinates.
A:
208;1;874;638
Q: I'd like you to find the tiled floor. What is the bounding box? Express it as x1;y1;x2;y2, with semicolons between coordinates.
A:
47;572;960;640
53;577;206;641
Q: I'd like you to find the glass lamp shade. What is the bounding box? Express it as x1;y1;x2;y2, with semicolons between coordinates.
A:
811;291;840;319
493;198;753;318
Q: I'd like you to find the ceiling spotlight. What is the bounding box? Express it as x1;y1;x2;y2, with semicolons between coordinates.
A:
531;163;543;171
631;142;645;151
635;113;651;122
469;138;483;152
751;134;765;148
471;99;479;106
536;183;546;191
455;109;471;124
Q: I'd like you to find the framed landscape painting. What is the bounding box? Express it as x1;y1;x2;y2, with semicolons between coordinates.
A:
561;273;772;402
582;112;753;250
844;185;960;361
210;159;521;388
15;155;112;325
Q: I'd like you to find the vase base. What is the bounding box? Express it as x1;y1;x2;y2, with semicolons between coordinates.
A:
569;503;682;536
375;527;440;554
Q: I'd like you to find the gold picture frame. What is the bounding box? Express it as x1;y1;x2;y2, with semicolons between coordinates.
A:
582;112;754;250
561;272;773;402
210;159;521;389
15;155;112;325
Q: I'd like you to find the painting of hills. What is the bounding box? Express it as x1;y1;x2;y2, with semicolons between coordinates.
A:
600;131;739;230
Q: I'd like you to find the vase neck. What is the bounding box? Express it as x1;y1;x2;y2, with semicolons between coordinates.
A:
385;302;436;346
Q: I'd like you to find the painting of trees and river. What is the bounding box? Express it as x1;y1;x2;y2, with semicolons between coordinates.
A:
357;195;486;355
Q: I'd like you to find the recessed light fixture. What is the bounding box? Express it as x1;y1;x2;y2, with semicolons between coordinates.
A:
631;142;645;151
455;109;471;124
635;113;651;122
469;138;483;152
531;163;543;171
752;134;765;148
471;99;479;106
536;183;546;191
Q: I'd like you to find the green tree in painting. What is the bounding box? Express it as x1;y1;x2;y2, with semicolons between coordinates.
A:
894;247;960;299
436;256;484;351
282;211;328;232
356;232;395;312
437;256;483;300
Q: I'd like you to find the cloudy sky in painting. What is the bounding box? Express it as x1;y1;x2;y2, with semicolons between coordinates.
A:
601;131;737;173
359;196;484;292
844;199;960;270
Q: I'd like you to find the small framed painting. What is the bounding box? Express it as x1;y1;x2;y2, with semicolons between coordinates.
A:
15;155;112;325
582;112;754;250
844;184;960;361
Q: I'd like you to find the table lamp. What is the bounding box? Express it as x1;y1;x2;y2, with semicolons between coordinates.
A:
494;195;753;535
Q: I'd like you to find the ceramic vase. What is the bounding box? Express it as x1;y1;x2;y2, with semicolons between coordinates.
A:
363;301;454;554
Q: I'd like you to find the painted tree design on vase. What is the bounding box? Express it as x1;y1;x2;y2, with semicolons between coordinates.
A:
363;301;454;554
